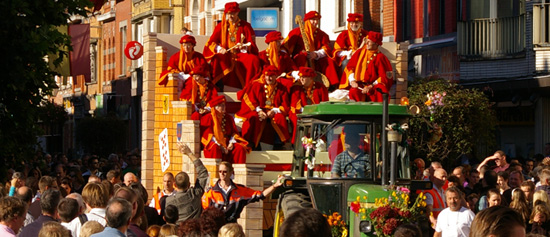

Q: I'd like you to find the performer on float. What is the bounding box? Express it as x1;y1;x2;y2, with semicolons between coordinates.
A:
179;64;218;121
339;31;393;102
258;31;297;91
200;95;250;164
333;13;369;71
236;66;291;150
289;67;329;143
158;35;207;90
203;2;261;90
282;11;340;87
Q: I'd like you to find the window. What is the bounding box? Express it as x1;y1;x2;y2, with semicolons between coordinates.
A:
120;26;127;75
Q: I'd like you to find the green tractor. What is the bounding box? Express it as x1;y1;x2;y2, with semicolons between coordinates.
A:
272;98;429;236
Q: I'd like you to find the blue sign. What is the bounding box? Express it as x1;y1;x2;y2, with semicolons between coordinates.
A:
248;8;279;30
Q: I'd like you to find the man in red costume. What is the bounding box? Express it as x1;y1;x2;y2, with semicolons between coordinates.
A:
333;13;369;71
289;67;329;143
203;2;261;90
158;35;207;89
282;11;340;87
179;64;218;121
236;66;291;149
258;31;297;91
200;95;250;164
339;31;393;102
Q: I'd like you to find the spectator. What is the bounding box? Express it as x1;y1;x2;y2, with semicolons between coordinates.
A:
533;190;550;211
412;158;425;180
465;169;480;195
122;154;140;178
466;193;479;211
218;223;245;237
159;223;177;237
453;166;467;187
106;170;121;185
529;203;550;235
278;208;331;237
87;175;101;184
90;198;133;237
82;157;102;181
29;176;58;219
123;173;139;187
522;181;536;205
146;225;161;237
478;150;510;173
394;223;422;237
525;159;535;178
164;205;178;224
80;221;104;237
202;161;283;223
497;171;511;194
19;189;61;237
58;198;80;237
510;188;531;225
82;182;108;227
166;143;208;223
112;187;142;236
535;169;550;197
470;206;526;237
0;196;27;237
434;187;475;237
200;206;226;236
510;170;525;189
60;177;72;197
482;188;502;209
149;172;176;215
37;221;70;237
177;218;202;236
14;186;34;226
423;168;447;227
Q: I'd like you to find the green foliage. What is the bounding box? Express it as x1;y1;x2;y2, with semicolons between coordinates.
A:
75;114;128;158
0;0;91;169
407;77;497;161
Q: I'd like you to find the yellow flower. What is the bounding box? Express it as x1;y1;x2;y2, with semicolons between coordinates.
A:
356;196;360;202
392;192;397;197
362;195;367;200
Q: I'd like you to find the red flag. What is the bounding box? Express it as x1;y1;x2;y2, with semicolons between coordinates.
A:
69;24;91;83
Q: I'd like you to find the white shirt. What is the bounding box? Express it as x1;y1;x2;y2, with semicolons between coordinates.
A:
86;208;107;226
435;206;475;237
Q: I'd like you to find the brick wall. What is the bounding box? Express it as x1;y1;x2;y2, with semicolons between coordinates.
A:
382;0;394;37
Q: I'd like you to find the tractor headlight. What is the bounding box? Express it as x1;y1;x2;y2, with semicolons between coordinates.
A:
359;220;372;233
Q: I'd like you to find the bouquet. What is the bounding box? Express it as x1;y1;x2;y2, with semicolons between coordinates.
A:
324;212;348;237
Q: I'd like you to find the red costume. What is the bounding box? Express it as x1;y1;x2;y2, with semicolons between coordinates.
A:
258;31;297;91
200;95;250;164
236;66;291;148
179;65;218;120
289;67;329;143
203;2;261;89
339;32;393;102
158;35;207;86
333;13;369;67
282;11;340;87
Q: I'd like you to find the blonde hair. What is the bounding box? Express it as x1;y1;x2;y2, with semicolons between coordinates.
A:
530;203;550;224
218;223;245;237
82;182;109;208
38;221;71;237
533;190;550;210
80;220;105;237
146;225;161;237
509;189;530;223
159;223;178;237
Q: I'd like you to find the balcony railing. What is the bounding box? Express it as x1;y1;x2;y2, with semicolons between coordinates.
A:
458;15;525;59
533;3;550;47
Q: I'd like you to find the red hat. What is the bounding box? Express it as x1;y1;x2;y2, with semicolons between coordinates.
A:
347;13;363;22
263;65;280;76
304;11;321;21
209;95;226;107
368;31;383;46
191;65;209;77
224;2;240;13
298;67;316;78
179;35;196;45
265;31;283;44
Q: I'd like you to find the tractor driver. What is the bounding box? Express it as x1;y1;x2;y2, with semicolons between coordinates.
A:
331;132;371;178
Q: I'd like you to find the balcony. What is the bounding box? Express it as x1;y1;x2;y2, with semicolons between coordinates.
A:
458;15;525;60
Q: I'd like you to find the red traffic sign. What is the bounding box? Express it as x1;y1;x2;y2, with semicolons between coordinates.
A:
124;41;143;60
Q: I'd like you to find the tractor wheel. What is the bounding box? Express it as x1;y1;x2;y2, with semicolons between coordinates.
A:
273;192;313;237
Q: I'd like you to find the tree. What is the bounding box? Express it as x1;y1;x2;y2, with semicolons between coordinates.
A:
0;0;91;175
407;77;497;162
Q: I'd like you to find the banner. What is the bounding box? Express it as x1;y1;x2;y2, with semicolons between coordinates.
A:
159;128;170;172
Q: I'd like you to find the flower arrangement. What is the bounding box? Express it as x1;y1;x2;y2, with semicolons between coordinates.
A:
425;91;446;114
354;187;427;237
323;212;348;237
385;123;409;134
